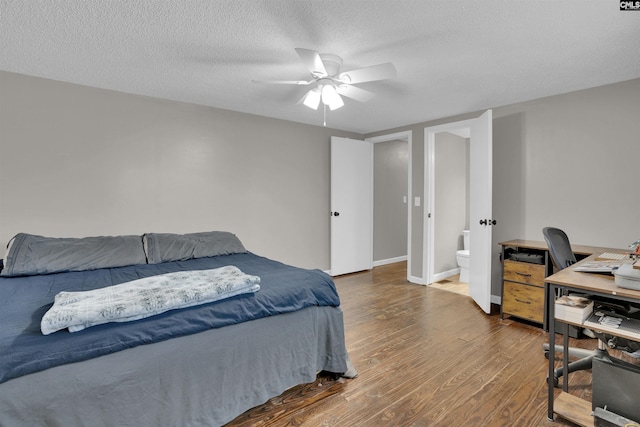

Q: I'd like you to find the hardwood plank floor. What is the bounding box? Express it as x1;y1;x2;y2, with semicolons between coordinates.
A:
226;262;609;426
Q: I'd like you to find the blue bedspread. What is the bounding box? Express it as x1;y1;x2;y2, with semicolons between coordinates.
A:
0;253;340;384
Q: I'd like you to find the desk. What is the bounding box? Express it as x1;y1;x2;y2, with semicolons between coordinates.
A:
545;254;640;425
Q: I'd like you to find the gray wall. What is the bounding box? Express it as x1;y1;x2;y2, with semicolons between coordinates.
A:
2;71;639;297
0;71;361;270
373;139;408;262
367;78;640;296
433;132;468;275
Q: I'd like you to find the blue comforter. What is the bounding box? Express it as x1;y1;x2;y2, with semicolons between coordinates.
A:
0;253;340;384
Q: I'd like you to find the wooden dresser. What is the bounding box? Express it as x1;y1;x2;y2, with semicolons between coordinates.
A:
498;240;623;329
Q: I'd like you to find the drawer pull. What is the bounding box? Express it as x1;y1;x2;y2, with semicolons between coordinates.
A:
515;298;531;304
516;272;532;277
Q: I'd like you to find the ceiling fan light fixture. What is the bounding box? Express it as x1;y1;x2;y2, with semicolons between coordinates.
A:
255;48;396;118
302;88;321;110
321;84;344;110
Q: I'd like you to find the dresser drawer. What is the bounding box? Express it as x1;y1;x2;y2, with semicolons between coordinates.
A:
502;281;545;323
503;260;545;287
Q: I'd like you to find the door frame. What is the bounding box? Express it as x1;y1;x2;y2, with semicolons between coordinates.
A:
365;130;413;283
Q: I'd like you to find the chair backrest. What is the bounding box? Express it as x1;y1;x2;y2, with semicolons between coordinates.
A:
542;227;577;270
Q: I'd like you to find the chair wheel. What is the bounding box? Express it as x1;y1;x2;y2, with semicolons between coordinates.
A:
546;376;559;387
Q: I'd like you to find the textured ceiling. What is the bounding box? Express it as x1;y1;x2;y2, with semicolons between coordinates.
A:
1;1;639;133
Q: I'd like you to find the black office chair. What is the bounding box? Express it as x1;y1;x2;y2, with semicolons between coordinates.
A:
544;227;577;270
542;227;608;386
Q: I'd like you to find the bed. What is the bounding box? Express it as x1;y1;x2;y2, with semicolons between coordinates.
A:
0;231;354;427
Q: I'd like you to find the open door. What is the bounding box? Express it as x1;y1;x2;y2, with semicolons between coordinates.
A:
423;110;493;313
468;110;493;313
330;136;373;276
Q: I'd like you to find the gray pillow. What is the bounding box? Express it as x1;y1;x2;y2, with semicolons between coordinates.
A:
143;231;247;264
1;233;147;277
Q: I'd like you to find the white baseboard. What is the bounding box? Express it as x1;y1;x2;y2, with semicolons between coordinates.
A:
325;255;407;276
432;268;461;283
372;255;407;267
408;275;427;285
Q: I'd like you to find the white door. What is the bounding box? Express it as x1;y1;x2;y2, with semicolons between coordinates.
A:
468;110;493;314
423;110;493;313
330;136;373;276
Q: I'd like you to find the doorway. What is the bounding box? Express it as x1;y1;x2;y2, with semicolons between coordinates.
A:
432;130;470;283
366;131;412;282
429;130;470;296
330;132;411;278
373;139;408;264
423;110;493;314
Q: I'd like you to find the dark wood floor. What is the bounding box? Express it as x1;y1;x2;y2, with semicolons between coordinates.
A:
226;262;603;426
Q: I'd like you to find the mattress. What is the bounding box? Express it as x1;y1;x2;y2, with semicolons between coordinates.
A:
0;252;340;383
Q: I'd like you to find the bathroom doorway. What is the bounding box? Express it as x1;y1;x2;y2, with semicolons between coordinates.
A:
431;130;470;295
424;127;471;287
423;110;494;314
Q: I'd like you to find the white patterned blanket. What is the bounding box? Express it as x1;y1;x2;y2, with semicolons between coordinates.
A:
41;266;261;335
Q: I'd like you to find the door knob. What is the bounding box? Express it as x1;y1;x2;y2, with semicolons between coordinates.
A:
332;212;340;216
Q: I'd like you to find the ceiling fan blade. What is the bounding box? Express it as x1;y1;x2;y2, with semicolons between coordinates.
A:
295;48;327;77
336;85;375;103
339;62;397;84
252;79;312;85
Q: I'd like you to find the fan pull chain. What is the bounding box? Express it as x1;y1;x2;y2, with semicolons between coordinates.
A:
323;104;327;127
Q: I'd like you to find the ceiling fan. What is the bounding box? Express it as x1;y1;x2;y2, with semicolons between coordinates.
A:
254;48;397;111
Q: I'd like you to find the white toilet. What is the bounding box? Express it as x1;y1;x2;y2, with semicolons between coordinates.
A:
456;230;470;283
